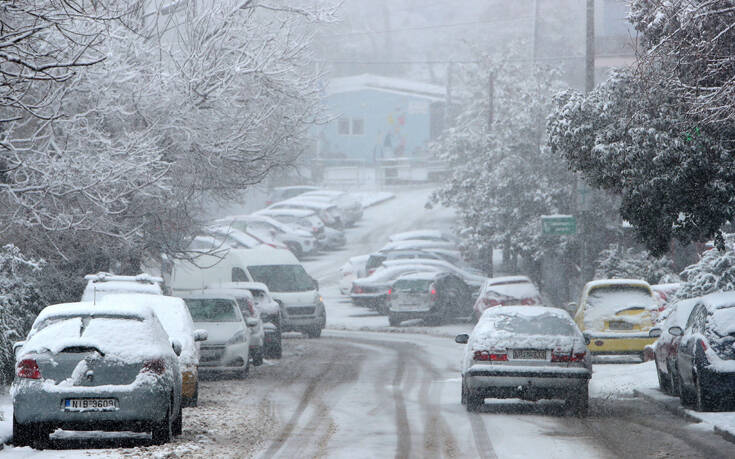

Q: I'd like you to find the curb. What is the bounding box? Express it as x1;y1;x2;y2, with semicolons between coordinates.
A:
633;389;735;445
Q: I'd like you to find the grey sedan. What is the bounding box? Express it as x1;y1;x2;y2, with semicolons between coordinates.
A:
12;302;183;446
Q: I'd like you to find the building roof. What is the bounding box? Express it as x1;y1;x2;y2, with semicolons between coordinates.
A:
325;74;445;101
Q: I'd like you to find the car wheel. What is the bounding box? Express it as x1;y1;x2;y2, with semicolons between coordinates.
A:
466;389;482;412
152;403;173;444
238;359;251;379
655;361;671;394
567;384;589;417
696;373;717;411
306;326;322;338
13;416;44;447
252;347;264;366
668;363;679;396
388;313;400;327
173;402;183;436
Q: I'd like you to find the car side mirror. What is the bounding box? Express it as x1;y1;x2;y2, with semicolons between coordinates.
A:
668;326;683;337
455;333;469;344
649;328;662;338
194;329;208;342
245;317;259;328
582;333;591;345
171;339;182;356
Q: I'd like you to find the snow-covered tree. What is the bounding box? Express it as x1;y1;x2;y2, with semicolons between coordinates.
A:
594;243;678;285
0;245;44;383
548;1;735;256
677;236;735;300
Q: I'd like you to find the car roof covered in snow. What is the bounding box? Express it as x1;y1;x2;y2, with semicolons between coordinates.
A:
380;239;457;252
255;208;317;218
486;275;532;286
33;301;156;328
389;230;450;241
394;272;443;281
214;281;271;293
584;278;652;291
83;272;163;284
479;305;565;320
177;291;239;302
697;291;735;310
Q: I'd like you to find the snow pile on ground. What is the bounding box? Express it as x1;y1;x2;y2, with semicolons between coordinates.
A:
590;360;658;398
0;387;11;444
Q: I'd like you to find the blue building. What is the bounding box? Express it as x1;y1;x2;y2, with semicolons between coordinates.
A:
317;74;446;163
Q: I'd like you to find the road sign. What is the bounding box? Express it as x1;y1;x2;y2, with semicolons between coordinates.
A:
542;215;577;235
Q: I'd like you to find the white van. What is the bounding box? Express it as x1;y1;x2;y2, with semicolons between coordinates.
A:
170;246;326;338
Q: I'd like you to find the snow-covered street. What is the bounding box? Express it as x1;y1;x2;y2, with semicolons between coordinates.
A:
2;189;735;458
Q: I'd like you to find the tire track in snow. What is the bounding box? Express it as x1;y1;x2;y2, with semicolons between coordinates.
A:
468;412;498;459
392;353;412;459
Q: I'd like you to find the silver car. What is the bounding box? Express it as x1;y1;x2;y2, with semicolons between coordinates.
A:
181;293;252;377
456;306;592;415
12;302;183;446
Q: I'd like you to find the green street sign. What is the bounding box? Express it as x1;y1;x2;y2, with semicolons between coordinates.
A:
542;215;577;235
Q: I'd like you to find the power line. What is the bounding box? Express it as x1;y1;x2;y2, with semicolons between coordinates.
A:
318;16;534;38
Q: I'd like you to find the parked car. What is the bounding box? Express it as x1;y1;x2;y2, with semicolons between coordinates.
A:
268;198;343;229
456;306;592;415
675;292;735;411
265;185;321;206
180;292;252;378
13;302;183;446
379;239;457;253
214;215;317;259
351;264;443;313
217;281;283;359
80;272;163;302
649;298;699;395
382;258;487;290
322;225;347;250
388;230;459;244
204;287;265;366
186;235;238;253
365;250;444;277
206;225;287;250
573;279;658;357
472;276;543;320
299;190;363;227
340;255;370;295
254;208;330;249
100;294;208;407
387;272;472;326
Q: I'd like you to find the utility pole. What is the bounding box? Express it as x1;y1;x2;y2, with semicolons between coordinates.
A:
579;0;595;290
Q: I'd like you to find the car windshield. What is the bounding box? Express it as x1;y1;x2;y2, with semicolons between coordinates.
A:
492;313;578;336
185;298;239;322
247;264;314;292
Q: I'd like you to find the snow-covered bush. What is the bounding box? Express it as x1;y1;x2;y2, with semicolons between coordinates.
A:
0;245;44;384
677;236;735;300
594;244;678;285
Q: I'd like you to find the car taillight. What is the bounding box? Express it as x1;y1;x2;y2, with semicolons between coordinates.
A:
521;297;536;305
143;359;166;375
482;298;501;308
353;285;363;294
312;226;318;233
551;351;586;362
387;288;392;296
367;269;375;275
474;350;508;361
16;359;41;379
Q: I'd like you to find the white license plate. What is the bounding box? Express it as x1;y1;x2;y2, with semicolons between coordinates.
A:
513;349;547;360
64;398;119;411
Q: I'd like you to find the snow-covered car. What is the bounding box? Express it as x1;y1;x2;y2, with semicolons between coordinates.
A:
203;288;265;367
674;292;735;411
214;215;318;259
100;294;208;407
254;208;326;247
80;272;163;303
472;275;543;320
181;293;252;377
216;281;283;359
573;279;657;357
268;198;343;229
365;250;443;276
299;190;364;226
340;254;370;295
456;306;592;415
379;239;458;253
387;272;472;326
648;298;698;396
206;225;288;250
322;225;346;250
382;258;487;290
12;302;183;446
388;230;459;244
351;264;443;313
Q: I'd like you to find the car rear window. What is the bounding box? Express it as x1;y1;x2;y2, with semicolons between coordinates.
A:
393;279;432;292
492;313;579;336
185;298;239;322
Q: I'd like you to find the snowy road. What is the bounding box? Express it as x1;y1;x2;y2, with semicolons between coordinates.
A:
3;188;735;458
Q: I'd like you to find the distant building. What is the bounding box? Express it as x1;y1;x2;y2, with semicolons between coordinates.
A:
317;74;445;163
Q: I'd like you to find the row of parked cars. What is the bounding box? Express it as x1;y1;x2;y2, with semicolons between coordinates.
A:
340;230;546;327
11;185;358;447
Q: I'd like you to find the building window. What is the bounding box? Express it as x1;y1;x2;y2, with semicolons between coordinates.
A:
338;117;350;135
352;118;364;135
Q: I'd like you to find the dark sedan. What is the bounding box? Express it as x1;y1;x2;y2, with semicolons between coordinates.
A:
649;298;698;395
387;272;472;326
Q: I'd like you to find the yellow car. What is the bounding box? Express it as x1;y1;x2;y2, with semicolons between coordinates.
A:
573;279;657;357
